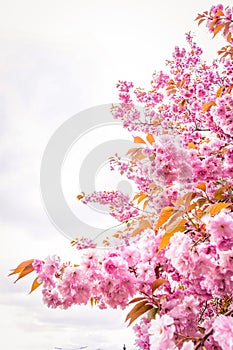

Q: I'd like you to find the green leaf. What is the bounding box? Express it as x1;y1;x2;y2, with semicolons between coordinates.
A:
148;307;159;320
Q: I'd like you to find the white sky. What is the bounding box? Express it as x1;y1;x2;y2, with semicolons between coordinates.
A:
0;0;230;349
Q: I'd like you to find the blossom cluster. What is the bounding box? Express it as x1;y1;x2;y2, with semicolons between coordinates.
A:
81;190;139;222
32;207;233;349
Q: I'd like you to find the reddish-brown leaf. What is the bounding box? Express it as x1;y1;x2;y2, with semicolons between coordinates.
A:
195;14;203;21
126;300;148;321
227;32;232;43
152;278;168;293
224;22;230;36
128;297;147;304
198;18;206;26
126;300;153;326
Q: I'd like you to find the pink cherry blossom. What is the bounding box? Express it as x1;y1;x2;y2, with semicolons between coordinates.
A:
213;315;233;349
149;314;176;350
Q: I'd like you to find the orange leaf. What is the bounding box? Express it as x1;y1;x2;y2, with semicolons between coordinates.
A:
166;85;176;90
196;182;206;192
146;133;155;145
14;264;34;283
29;277;42;294
77;193;84;200
152;278;168;293
158;219;187;252
133;192;145;201
179;99;186;109
155;207;174;229
133;136;146;144
188;142;196;149
202;101;216;113
180;78;186;87
8;259;34;276
137;194;148;204
213;23;225;37
187;202;198;212
215;10;224;17
216;86;224;98
209;18;218;30
206;203;232;216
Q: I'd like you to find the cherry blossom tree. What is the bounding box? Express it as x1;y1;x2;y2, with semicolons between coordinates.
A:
10;4;233;350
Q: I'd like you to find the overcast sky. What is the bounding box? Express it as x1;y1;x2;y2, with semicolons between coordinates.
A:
0;0;230;349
